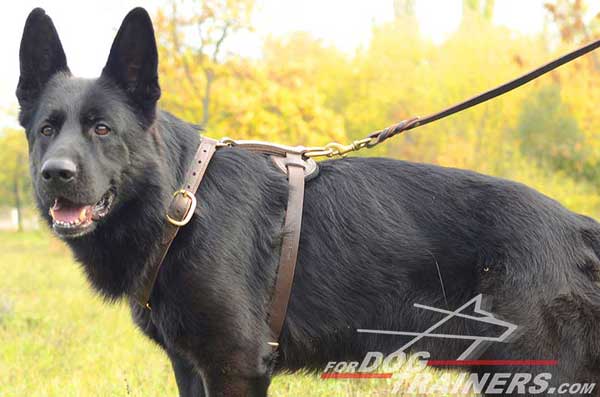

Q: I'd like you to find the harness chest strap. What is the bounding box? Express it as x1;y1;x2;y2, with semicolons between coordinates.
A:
132;137;307;349
267;153;306;347
132;136;219;309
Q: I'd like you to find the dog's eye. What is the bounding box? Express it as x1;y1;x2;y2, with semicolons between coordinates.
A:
94;124;111;136
40;125;54;137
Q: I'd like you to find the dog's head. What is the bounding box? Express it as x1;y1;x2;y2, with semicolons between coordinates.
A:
16;8;161;239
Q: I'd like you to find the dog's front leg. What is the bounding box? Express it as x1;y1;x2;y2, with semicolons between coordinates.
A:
197;347;272;397
202;369;270;397
130;303;207;396
169;351;207;397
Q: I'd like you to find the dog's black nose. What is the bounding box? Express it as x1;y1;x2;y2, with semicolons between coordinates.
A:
41;158;77;184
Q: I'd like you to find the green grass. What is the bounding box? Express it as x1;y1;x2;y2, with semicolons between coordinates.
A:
0;231;473;396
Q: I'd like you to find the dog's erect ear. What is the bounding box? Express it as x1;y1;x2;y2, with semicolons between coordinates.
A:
16;8;70;109
101;7;160;120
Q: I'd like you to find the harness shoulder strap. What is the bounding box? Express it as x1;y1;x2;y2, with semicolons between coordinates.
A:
133;137;219;309
267;152;306;348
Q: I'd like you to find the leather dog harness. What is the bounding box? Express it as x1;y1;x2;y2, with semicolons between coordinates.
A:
131;36;600;350
132;136;318;349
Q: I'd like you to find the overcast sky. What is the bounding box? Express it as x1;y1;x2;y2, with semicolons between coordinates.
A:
0;0;572;129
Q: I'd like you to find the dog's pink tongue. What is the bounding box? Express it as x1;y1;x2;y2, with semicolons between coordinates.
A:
50;200;91;223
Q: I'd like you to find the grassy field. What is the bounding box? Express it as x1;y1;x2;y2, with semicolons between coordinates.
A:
0;231;473;396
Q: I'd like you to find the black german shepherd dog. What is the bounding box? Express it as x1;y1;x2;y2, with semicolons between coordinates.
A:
16;7;600;397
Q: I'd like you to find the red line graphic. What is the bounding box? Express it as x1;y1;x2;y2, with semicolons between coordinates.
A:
320;373;393;379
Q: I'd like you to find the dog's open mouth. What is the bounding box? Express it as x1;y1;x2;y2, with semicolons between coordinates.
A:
49;188;116;238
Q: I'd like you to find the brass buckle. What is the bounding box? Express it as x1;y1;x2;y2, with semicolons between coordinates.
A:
166;189;197;227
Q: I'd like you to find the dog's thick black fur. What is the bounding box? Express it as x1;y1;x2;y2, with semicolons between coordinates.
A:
16;7;600;397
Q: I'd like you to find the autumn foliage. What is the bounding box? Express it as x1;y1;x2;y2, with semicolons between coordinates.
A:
3;0;600;220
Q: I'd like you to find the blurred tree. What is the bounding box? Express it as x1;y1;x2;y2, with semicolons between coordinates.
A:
463;0;495;21
544;0;600;185
544;0;600;44
343;16;426;150
346;10;545;168
209;34;347;144
156;0;255;128
156;3;348;145
544;0;600;69
0;130;31;231
393;0;416;18
516;84;584;174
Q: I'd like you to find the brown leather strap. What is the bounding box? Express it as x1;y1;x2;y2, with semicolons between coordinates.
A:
267;153;306;348
133;137;219;309
222;138;320;180
133;136;308;353
271;154;319;180
221;139;305;156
